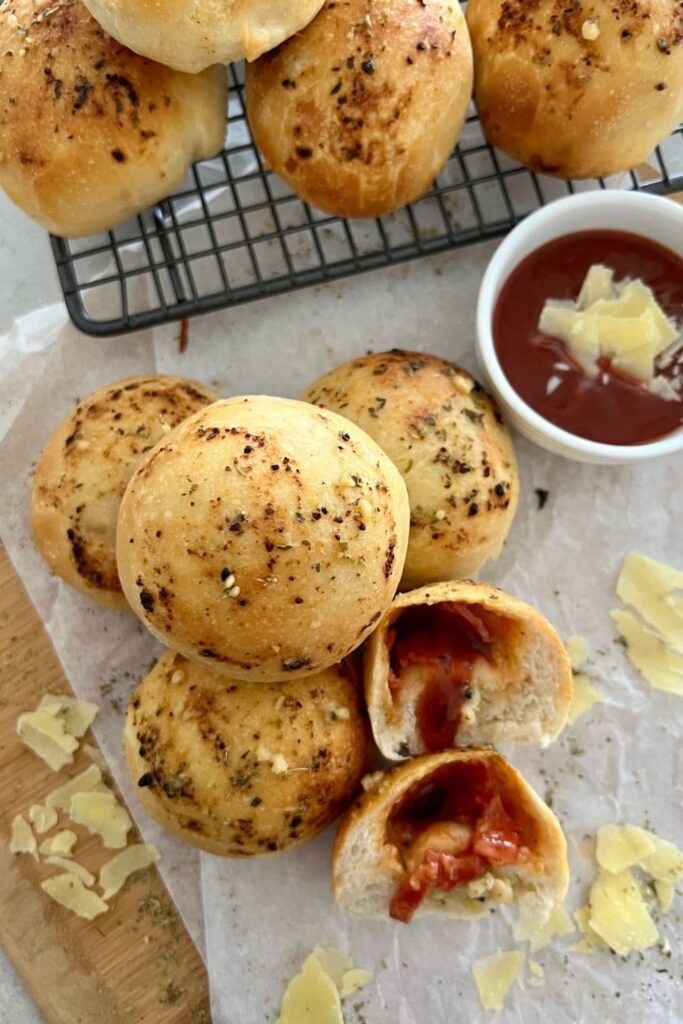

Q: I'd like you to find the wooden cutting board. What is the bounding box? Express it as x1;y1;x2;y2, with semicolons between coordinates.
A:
0;546;211;1024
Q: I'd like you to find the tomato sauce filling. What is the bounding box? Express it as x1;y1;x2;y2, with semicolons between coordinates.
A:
388;602;493;751
386;761;525;923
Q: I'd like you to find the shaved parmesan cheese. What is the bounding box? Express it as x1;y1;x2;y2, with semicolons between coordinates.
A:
611;608;683;695
588;868;659;955
276;951;343;1024
99;843;160;900
566;634;589;670
38;694;98;738
472;950;525;1011
640;834;683;889
39;830;77;858
616;552;683;650
539;266;680;386
527;959;545;987
596;824;655;874
16;710;78;771
569;906;602;954
69;791;131;849
340;969;373;999
41;874;108;920
46;764;108;810
513;903;574;952
28;804;58;834
566;673;602;725
45;857;95;887
9;814;37;858
311;948;352;991
654;880;675;912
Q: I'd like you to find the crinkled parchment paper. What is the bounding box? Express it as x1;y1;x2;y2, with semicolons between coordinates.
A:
0;243;681;1021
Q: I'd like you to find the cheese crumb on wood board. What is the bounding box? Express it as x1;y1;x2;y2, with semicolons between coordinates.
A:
69;790;132;849
472;950;525;1011
38;693;98;738
46;764;109;810
28;803;58;834
16;710;78;771
41;874;108;920
99;843;160;900
39;830;77;857
45;857;95;887
9;814;37;858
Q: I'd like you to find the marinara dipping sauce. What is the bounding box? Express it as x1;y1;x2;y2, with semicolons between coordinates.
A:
493;230;683;445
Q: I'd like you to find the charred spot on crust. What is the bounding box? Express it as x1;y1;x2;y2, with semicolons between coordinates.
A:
384;538;397;579
139;589;155;612
65;526;119;591
137;772;155;787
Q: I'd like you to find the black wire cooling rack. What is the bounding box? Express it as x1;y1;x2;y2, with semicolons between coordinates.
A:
50;61;683;338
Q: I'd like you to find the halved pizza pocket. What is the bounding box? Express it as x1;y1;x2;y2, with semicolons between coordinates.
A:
333;750;568;924
364;581;572;760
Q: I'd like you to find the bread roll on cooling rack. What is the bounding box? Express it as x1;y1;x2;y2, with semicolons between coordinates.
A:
79;0;326;73
126;650;371;855
245;0;473;218
364;580;573;760
333;749;568;923
303;351;519;589
0;0;227;237
467;0;683;179
116;395;410;681
31;375;219;611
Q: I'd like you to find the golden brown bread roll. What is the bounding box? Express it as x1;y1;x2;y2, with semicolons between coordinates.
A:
303;351;519;588
31;375;219;611
467;0;683;179
333;749;568;922
245;0;473;218
79;0;326;73
126;650;371;856
116;395;410;681
0;0;227;237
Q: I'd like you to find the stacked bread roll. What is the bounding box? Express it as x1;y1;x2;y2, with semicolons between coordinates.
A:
33;356;572;931
1;0;680;236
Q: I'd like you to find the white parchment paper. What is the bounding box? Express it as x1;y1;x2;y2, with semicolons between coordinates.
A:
1;241;681;1023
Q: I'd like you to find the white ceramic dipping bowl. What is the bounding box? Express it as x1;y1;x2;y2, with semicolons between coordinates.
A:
475;191;683;465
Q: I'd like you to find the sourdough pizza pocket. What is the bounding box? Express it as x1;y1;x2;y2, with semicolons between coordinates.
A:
333;749;568;924
364;580;572;759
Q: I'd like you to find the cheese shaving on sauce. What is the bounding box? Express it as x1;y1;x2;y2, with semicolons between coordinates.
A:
9;814;38;858
99;843;160;900
472;950;525;1011
538;265;680;390
276;947;373;1024
41;874;108;920
566;673;603;725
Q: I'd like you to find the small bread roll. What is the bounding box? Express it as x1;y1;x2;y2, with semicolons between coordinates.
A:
364;581;573;760
0;0;227;237
303;351;519;588
31;375;219;611
126;650;371;856
79;0;325;73
467;0;683;179
333;749;568;922
245;0;473;218
116;396;410;681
